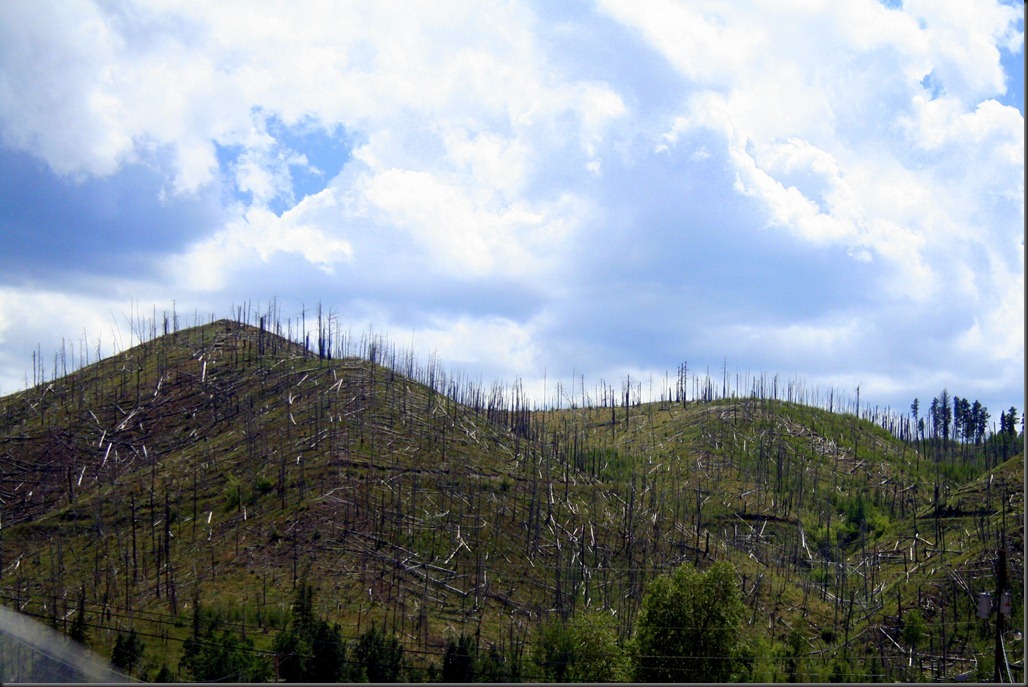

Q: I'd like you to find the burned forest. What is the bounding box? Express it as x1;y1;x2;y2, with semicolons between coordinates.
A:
0;305;1022;682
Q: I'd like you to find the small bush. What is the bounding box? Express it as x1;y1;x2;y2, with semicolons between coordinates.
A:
255;476;275;496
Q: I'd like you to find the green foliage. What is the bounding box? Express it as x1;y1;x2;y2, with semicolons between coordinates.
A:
441;633;477;682
833;490;889;542
273;581;347;682
222;473;242;512
533;617;574;681
111;629;145;675
779;627;806;682
68;587;88;645
533;611;628;682
180;598;272;682
437;636;519;682
476;642;517;682
633;561;745;682
180;625;271;682
350;622;405;682
901;609;927;650
734;636;774;683
255;475;275;496
828;655;852;682
564;610;630;682
151;664;176;682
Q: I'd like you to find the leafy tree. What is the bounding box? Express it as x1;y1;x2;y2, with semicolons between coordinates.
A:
533;610;627;682
533;617;574;681
779;627;806;682
734;636;774;683
633;561;745;682
564;610;630;682
111;629;145;675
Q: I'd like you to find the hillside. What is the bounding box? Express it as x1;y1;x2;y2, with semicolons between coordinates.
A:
0;318;1022;681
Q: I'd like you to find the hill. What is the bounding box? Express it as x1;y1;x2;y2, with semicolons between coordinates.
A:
0;318;1022;681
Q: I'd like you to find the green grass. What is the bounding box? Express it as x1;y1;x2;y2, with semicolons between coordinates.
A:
0;320;1020;681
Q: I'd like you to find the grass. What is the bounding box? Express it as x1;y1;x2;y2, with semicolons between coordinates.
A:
0;319;1021;681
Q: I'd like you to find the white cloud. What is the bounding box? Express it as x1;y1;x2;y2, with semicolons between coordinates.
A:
0;0;129;176
413;314;540;374
349;158;587;283
0;0;1022;418
620;0;1022;299
0;0;624;287
169;189;352;292
0;286;145;393
442;129;530;198
725;317;865;367
904;0;1023;102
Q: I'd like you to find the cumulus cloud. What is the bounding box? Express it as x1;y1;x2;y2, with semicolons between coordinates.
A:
0;0;1022;417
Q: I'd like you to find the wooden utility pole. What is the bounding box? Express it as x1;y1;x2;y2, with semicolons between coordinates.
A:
994;545;1007;683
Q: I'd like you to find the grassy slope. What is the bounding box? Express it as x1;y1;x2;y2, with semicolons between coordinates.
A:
0;320;1021;681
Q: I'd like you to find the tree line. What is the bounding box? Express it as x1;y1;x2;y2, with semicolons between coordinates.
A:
911;389;1022;472
96;562;766;683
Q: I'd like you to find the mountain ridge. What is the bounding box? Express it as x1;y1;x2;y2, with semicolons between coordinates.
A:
0;318;1021;681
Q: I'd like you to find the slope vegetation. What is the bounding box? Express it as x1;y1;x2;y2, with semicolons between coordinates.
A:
0;319;1021;681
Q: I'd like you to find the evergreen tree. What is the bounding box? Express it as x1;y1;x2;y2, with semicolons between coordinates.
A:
441;633;477;682
180;597;271;682
152;664;176;682
111;629;145;675
938;389;952;441
273;581;347;682
971;400;988;445
350;622;404;682
68;587;88;646
476;642;516;682
1005;406;1019;436
780;627;806;682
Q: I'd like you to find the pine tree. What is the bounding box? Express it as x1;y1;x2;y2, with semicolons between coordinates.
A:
180;595;271;682
111;629;145;675
350;622;404;682
68;587;88;645
273;581;347;682
441;633;477;682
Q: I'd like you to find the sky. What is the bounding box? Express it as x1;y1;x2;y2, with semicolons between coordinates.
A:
0;0;1023;425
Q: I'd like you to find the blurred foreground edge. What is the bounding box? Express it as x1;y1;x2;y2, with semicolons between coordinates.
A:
0;603;134;683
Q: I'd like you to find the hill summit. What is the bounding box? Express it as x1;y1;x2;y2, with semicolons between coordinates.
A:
0;317;1021;681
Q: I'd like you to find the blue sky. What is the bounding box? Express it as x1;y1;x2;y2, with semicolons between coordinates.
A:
0;0;1023;423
